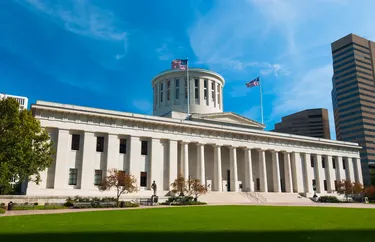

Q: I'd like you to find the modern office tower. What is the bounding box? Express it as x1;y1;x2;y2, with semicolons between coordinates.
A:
273;108;331;139
331;33;375;184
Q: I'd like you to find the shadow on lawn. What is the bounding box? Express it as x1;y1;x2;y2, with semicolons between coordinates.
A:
1;230;374;242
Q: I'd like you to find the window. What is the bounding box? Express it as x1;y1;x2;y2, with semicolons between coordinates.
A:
256;178;260;191
204;79;208;100
160;82;164;102
217;85;220;105
175;79;179;100
167;80;171;101
333;158;336;169
94;170;102;185
312;179;316;187
194;78;199;99
69;168;78;185
322;157;325;168
119;139;127;154
311;156;314;167
323;180;327;191
343;160;346;169
334;180;338;191
71;134;80;150
140;172;147;187
96;136;104;152
141;140;148;155
185;78;188;99
211;82;215;102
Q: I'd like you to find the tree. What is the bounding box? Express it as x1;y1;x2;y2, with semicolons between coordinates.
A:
370;168;375;187
171;174;188;196
352;182;364;196
98;169;138;207
364;186;375;200
188;178;207;201
0;98;54;194
336;180;353;201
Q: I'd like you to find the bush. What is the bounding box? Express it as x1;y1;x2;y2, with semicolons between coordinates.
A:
318;196;341;203
73;203;93;209
0;208;5;214
34;202;38;206
0;203;5;207
124;202;139;208
164;196;200;205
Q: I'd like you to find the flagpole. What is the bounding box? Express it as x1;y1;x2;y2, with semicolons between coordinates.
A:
186;57;190;118
259;77;264;125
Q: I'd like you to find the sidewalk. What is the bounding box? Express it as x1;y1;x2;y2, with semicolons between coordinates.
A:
1;202;374;217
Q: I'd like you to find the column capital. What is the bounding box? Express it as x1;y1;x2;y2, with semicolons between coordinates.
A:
197;143;206;146
84;131;95;136
229;146;237;150
180;141;190;145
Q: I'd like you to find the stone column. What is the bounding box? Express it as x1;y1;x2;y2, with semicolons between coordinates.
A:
214;145;222;191
336;156;345;182
283;152;293;193
168;140;178;189
325;155;335;193
106;134;119;174
345;157;355;182
303;153;313;193
54;129;70;190
229;147;239;192
150;138;163;191
244;148;254;192
290;152;304;193
353;158;363;184
197;143;206;186
315;154;323;193
182;142;189;179
129;136;141;186
271;150;281;193
259;149;268;192
81;131;96;190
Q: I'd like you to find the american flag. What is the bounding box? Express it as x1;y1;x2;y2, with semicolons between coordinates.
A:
246;77;260;88
171;59;188;70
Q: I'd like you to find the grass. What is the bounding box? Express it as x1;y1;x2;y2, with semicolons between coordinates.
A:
0;205;375;242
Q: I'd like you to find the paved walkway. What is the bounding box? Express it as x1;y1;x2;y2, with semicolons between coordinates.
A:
1;202;374;217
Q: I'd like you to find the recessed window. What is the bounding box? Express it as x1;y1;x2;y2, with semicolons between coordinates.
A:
175;79;179;100
256;178;260;191
119;138;127;154
343;160;346;169
194;79;199;99
204;79;208;100
140;172;147;187
333;158;336;169
141;140;148;155
71;134;80;151
96;136;104;152
94;170;103;185
154;86;158;110
310;157;314;167
217;85;220;105
69;168;78;185
322;157;325;168
167;80;171;101
323;180;327;191
211;82;215;102
160;82;164;102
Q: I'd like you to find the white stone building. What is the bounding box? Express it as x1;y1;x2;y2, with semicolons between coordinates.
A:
0;93;28;110
26;69;363;198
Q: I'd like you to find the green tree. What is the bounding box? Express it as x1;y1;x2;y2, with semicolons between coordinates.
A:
0;98;54;194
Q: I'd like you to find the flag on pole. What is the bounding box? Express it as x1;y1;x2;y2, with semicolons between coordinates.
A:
246;76;260;88
171;59;188;70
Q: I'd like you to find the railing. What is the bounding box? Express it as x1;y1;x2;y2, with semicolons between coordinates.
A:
246;191;267;203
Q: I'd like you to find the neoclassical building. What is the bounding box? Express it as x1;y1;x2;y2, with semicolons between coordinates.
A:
27;68;363;198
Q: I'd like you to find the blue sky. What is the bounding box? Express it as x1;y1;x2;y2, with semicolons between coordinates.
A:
1;0;375;139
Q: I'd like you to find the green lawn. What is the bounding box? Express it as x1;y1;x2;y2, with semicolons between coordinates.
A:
0;205;374;242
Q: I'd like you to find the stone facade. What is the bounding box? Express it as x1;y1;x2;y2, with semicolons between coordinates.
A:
25;69;363;198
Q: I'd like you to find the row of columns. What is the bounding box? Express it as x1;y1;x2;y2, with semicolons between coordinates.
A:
180;142;363;194
52;129;362;193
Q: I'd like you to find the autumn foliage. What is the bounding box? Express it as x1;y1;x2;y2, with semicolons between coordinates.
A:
98;169;138;207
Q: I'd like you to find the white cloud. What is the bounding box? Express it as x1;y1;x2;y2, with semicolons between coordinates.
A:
156;43;174;61
132;99;152;114
18;0;128;58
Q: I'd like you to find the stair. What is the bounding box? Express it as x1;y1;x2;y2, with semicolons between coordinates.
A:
258;192;314;204
199;192;258;204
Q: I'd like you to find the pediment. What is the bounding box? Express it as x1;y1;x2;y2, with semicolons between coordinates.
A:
190;112;265;129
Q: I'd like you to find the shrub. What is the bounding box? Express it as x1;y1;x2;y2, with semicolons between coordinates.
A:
186;201;207;205
0;203;5;207
0;208;5;214
73;203;93;209
64;201;74;207
124;202;139;208
34;202;38;206
318;196;340;203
